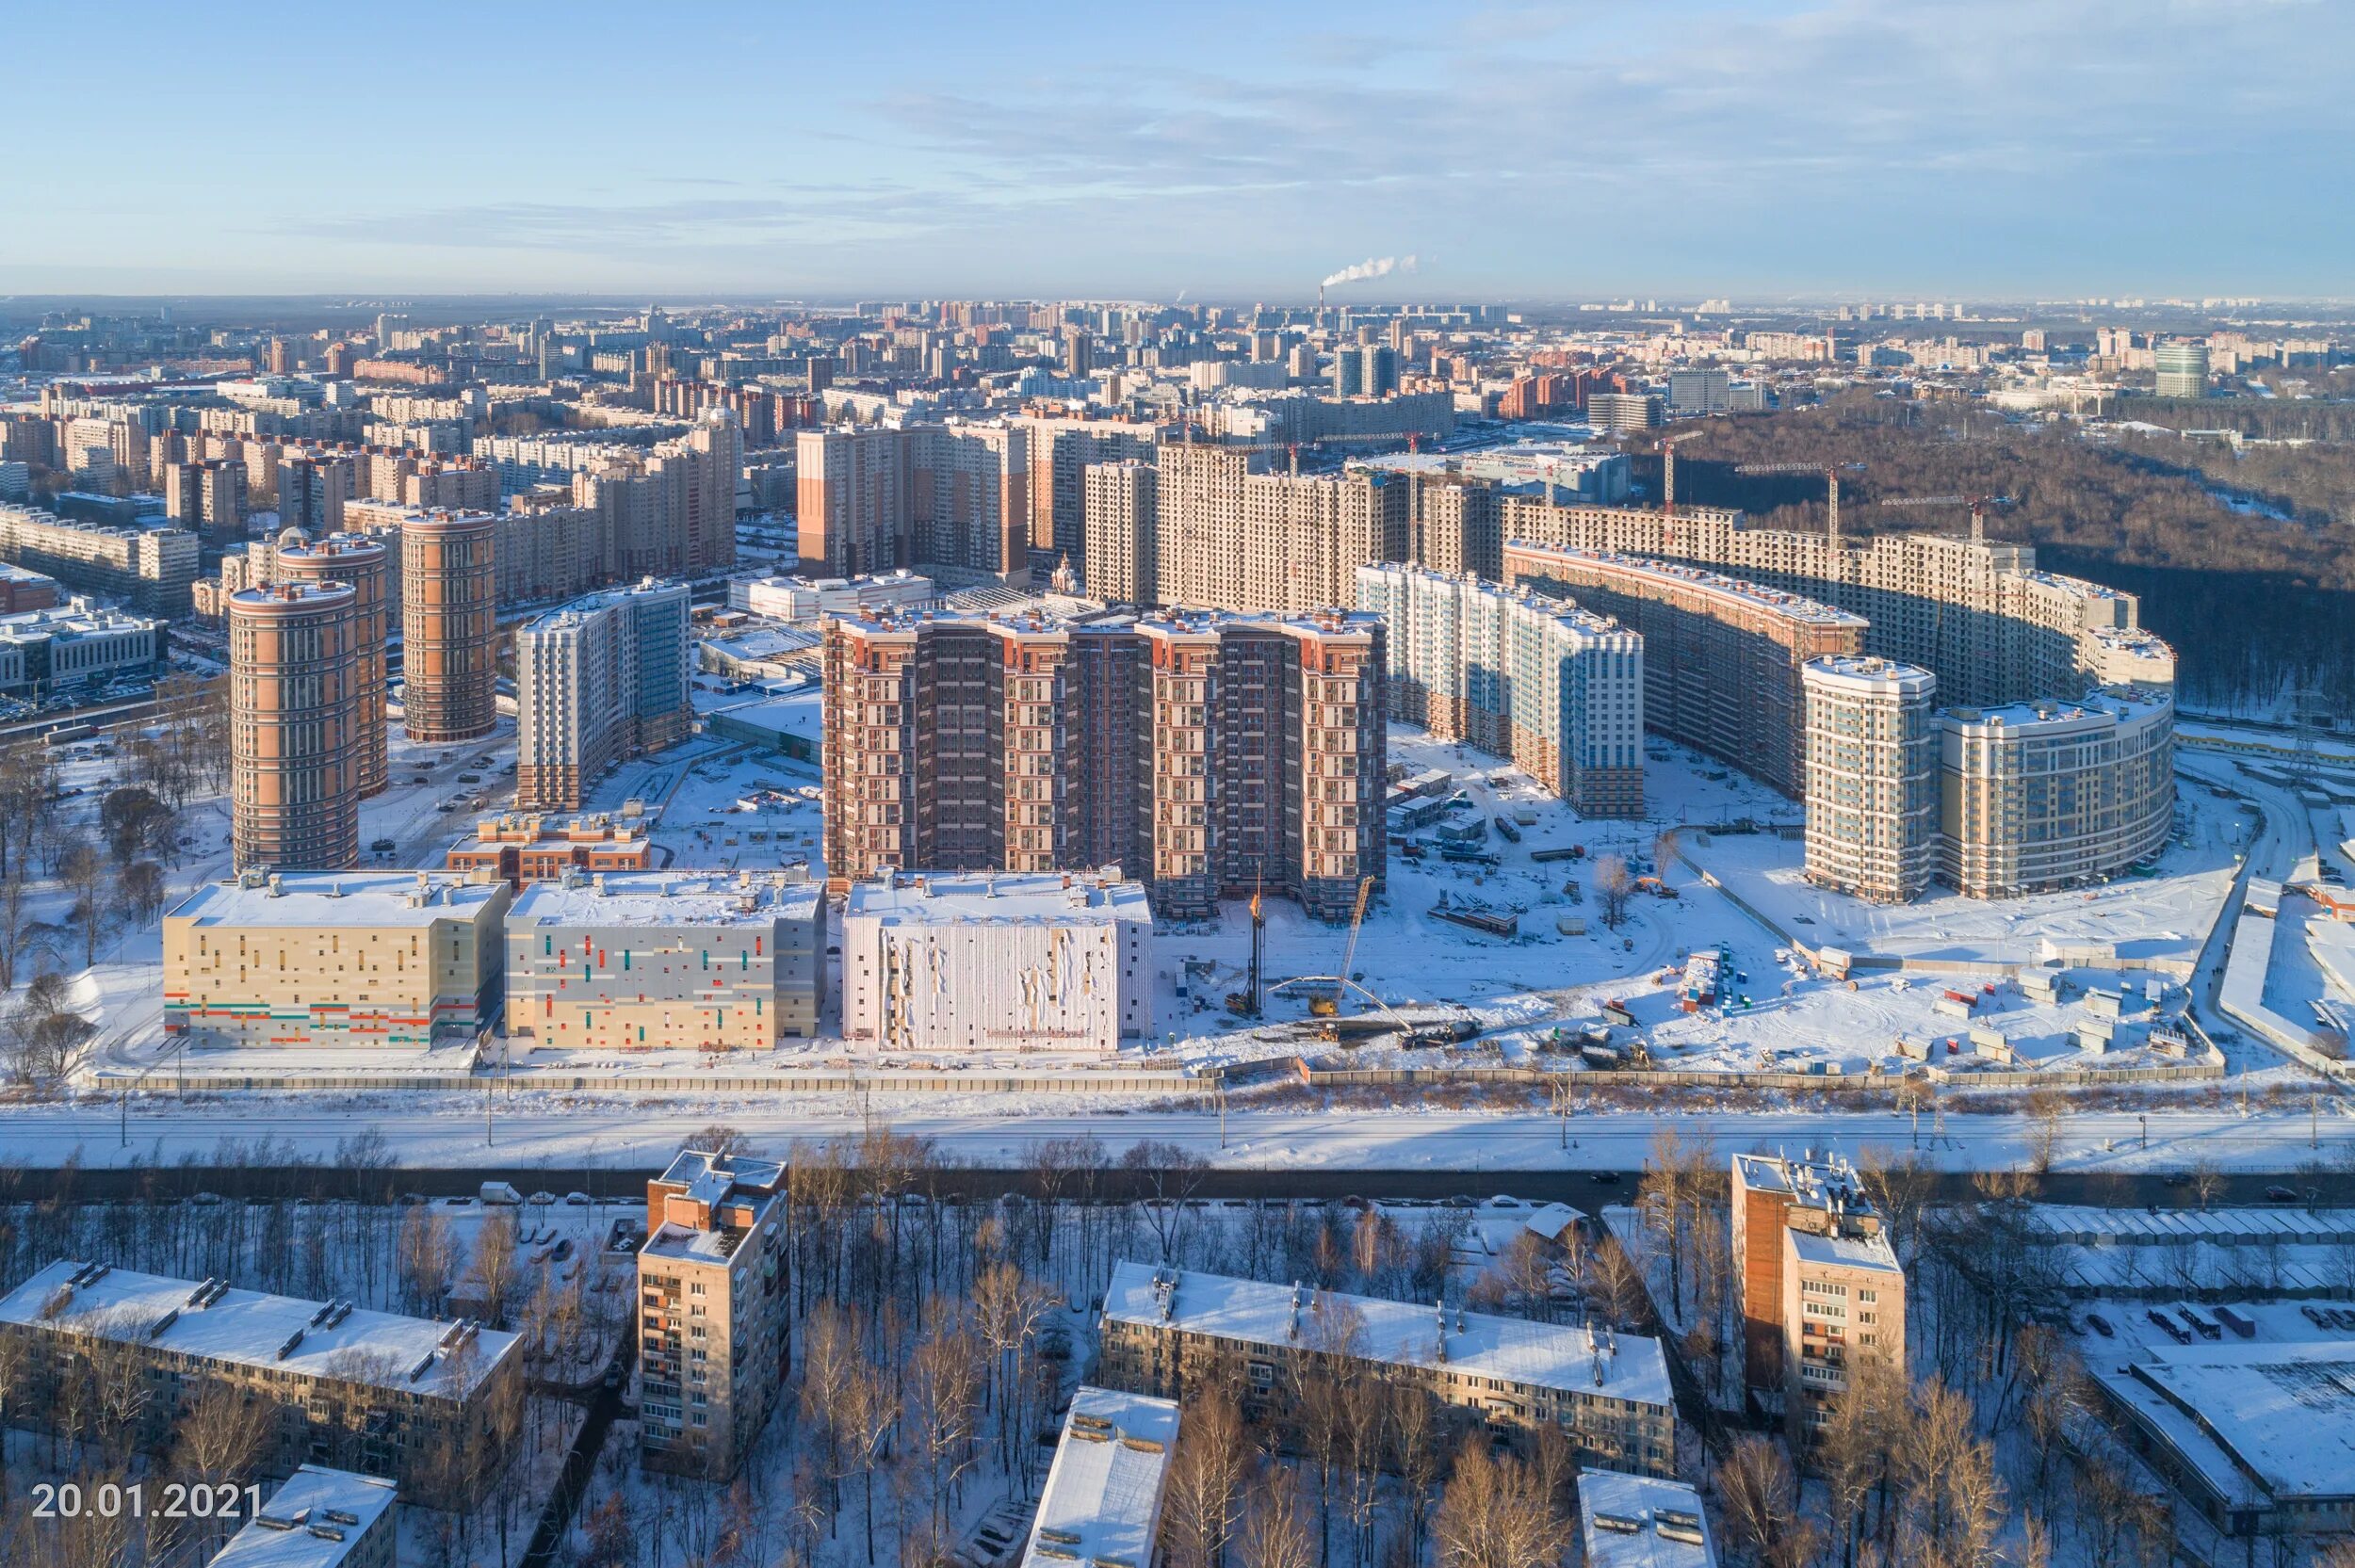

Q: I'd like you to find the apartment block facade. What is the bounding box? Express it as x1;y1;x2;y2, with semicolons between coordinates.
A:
272;532;391;799
228;581;362;874
398;509;497;744
514;578;692;811
1502;544;1866;799
1148;445;1408;614
1730;1154;1906;1437
795;423;1031;581
821;607;1385;920
0;501;198;615
0;1261;522;1508
1801;656;1941;903
638;1150;790;1479
1356;563;1644;816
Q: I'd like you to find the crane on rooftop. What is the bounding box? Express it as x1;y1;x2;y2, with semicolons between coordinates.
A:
1877;493;2014;547
1732;461;1866;554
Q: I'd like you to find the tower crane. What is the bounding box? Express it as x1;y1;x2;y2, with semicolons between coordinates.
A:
1657;429;1703;517
1877;493;2013;547
1732;461;1865;554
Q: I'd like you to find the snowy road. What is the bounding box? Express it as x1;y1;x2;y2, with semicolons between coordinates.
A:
11;1101;2354;1173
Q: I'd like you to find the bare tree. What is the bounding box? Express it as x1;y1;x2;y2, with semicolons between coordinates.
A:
398;1204;457;1315
1432;1438;1574;1568
2187;1156;2227;1212
1713;1433;1819;1568
1162;1385;1249;1568
171;1382;275;1558
60;843;110;966
1594;853;1634;929
1121;1139;1211;1262
1586;1236;1648;1332
1236;1465;1317;1568
466;1209;522;1328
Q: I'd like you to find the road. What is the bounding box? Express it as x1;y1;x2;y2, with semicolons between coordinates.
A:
16;1099;2355;1175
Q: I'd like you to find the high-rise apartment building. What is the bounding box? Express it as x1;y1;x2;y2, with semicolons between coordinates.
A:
1017;415;1158;569
1149;445;1407;614
638;1148;790;1479
1356;563;1645;816
2154;340;2211;398
514;578;691;811
165;458;249;545
821;607;1386;920
1502;545;1867;799
795;423;1031;581
400;509;496;743
1730;1153;1906;1437
1801;655;1939;903
0;502;198;615
1935;692;2176;897
273;532;390;798
229;581;361;873
1081;460;1157;603
1667;367;1732;414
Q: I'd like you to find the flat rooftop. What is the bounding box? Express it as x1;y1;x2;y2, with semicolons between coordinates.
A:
206;1466;398;1568
846;871;1153;926
167;872;505;929
1578;1468;1718;1568
1503;544;1867;629
0;1260;518;1401
1803;653;1936;689
1787;1227;1902;1274
1942;690;2172;730
512;871;820;929
1103;1261;1673;1408
1024;1385;1180;1568
2093;1340;2355;1504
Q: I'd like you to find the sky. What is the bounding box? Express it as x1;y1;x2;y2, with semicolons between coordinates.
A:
1;0;2346;302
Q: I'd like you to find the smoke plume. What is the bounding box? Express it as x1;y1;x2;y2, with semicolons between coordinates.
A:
1320;254;1417;289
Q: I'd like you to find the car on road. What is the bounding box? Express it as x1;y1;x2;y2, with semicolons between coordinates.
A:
1588;1171;1623;1186
2266;1185;2300;1203
370;838;397;853
2084;1313;2115;1337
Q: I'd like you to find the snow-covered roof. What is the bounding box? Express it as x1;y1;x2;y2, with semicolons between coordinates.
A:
0;1261;518;1401
511;870;820;929
1578;1468;1717;1568
168;871;505;929
2092;1341;2355;1504
1023;1385;1179;1568
1786;1227;1902;1275
1101;1261;1672;1409
206;1466;398;1568
1522;1203;1588;1244
846;870;1152;927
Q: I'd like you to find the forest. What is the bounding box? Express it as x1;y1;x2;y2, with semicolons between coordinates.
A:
1637;396;2355;719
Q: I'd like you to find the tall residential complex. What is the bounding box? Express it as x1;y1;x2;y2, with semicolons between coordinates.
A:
794;423;1031;581
1016;414;1159;570
1356;563;1645;816
1081;460;1157;603
164;457;249;545
503;870;825;1050
569;408;741;580
163;870;512;1048
399;509;496;743
821;607;1386;920
1801;656;1941;903
1494;499;2174;706
1731;1154;1906;1438
1502;545;1867;799
638;1148;791;1479
1140;445;1408;613
272;531;391;798
228;581;361;873
1936;692;2175;897
514;578;691;811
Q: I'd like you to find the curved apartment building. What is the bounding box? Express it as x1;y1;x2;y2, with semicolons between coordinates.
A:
272;530;389;797
1937;692;2175;897
228;580;360;872
1502;543;1864;798
400;509;496;743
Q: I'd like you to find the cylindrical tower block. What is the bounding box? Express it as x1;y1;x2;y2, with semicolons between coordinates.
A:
400;509;496;744
229;580;360;872
277;533;390;797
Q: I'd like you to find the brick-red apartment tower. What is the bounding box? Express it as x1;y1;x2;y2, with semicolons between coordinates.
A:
400;510;496;744
274;532;390;797
229;581;359;872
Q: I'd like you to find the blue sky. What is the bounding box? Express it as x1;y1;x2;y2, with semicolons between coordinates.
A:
1;0;2344;300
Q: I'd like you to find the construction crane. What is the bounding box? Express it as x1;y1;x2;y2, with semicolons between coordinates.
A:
1733;461;1864;554
1308;874;1378;1019
1878;493;2012;546
1657;430;1703;516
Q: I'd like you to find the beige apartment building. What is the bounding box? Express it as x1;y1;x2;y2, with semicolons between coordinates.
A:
1801;655;1941;903
1938;690;2176;897
1148;445;1407;614
163;869;512;1049
205;1466;399;1568
638;1149;791;1478
1097;1262;1677;1478
271;532;391;798
0;1261;522;1508
795;423;1031;581
399;509;497;744
1081;460;1156;604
